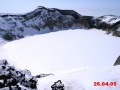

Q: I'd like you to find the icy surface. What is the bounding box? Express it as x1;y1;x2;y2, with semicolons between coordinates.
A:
3;29;120;75
0;29;120;90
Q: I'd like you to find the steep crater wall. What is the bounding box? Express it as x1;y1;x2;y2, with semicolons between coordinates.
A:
0;6;120;40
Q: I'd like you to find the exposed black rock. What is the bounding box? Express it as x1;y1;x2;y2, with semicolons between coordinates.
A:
51;80;64;90
2;32;16;40
35;73;53;78
0;59;37;89
114;56;120;66
0;59;8;65
0;59;54;89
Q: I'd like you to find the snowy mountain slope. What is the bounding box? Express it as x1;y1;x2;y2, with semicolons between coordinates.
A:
0;6;120;41
3;29;120;75
97;15;120;24
96;15;120;36
0;6;83;40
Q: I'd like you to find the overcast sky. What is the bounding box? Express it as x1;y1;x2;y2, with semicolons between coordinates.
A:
0;0;120;16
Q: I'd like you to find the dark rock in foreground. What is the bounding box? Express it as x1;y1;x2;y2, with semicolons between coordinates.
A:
0;60;37;89
51;80;64;90
114;56;120;66
0;59;54;90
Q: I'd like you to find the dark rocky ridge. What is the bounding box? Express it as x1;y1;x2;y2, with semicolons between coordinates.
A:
0;6;120;40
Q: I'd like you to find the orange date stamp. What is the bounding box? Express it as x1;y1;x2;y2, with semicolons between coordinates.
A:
94;82;116;86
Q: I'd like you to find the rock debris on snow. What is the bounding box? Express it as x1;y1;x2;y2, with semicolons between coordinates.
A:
0;59;54;90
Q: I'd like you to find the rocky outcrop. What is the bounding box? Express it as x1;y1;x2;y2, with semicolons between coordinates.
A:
0;59;38;89
0;59;53;89
95;15;120;37
114;56;120;66
0;6;120;40
51;80;64;90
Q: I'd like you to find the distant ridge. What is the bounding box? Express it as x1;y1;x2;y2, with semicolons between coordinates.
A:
0;6;120;40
